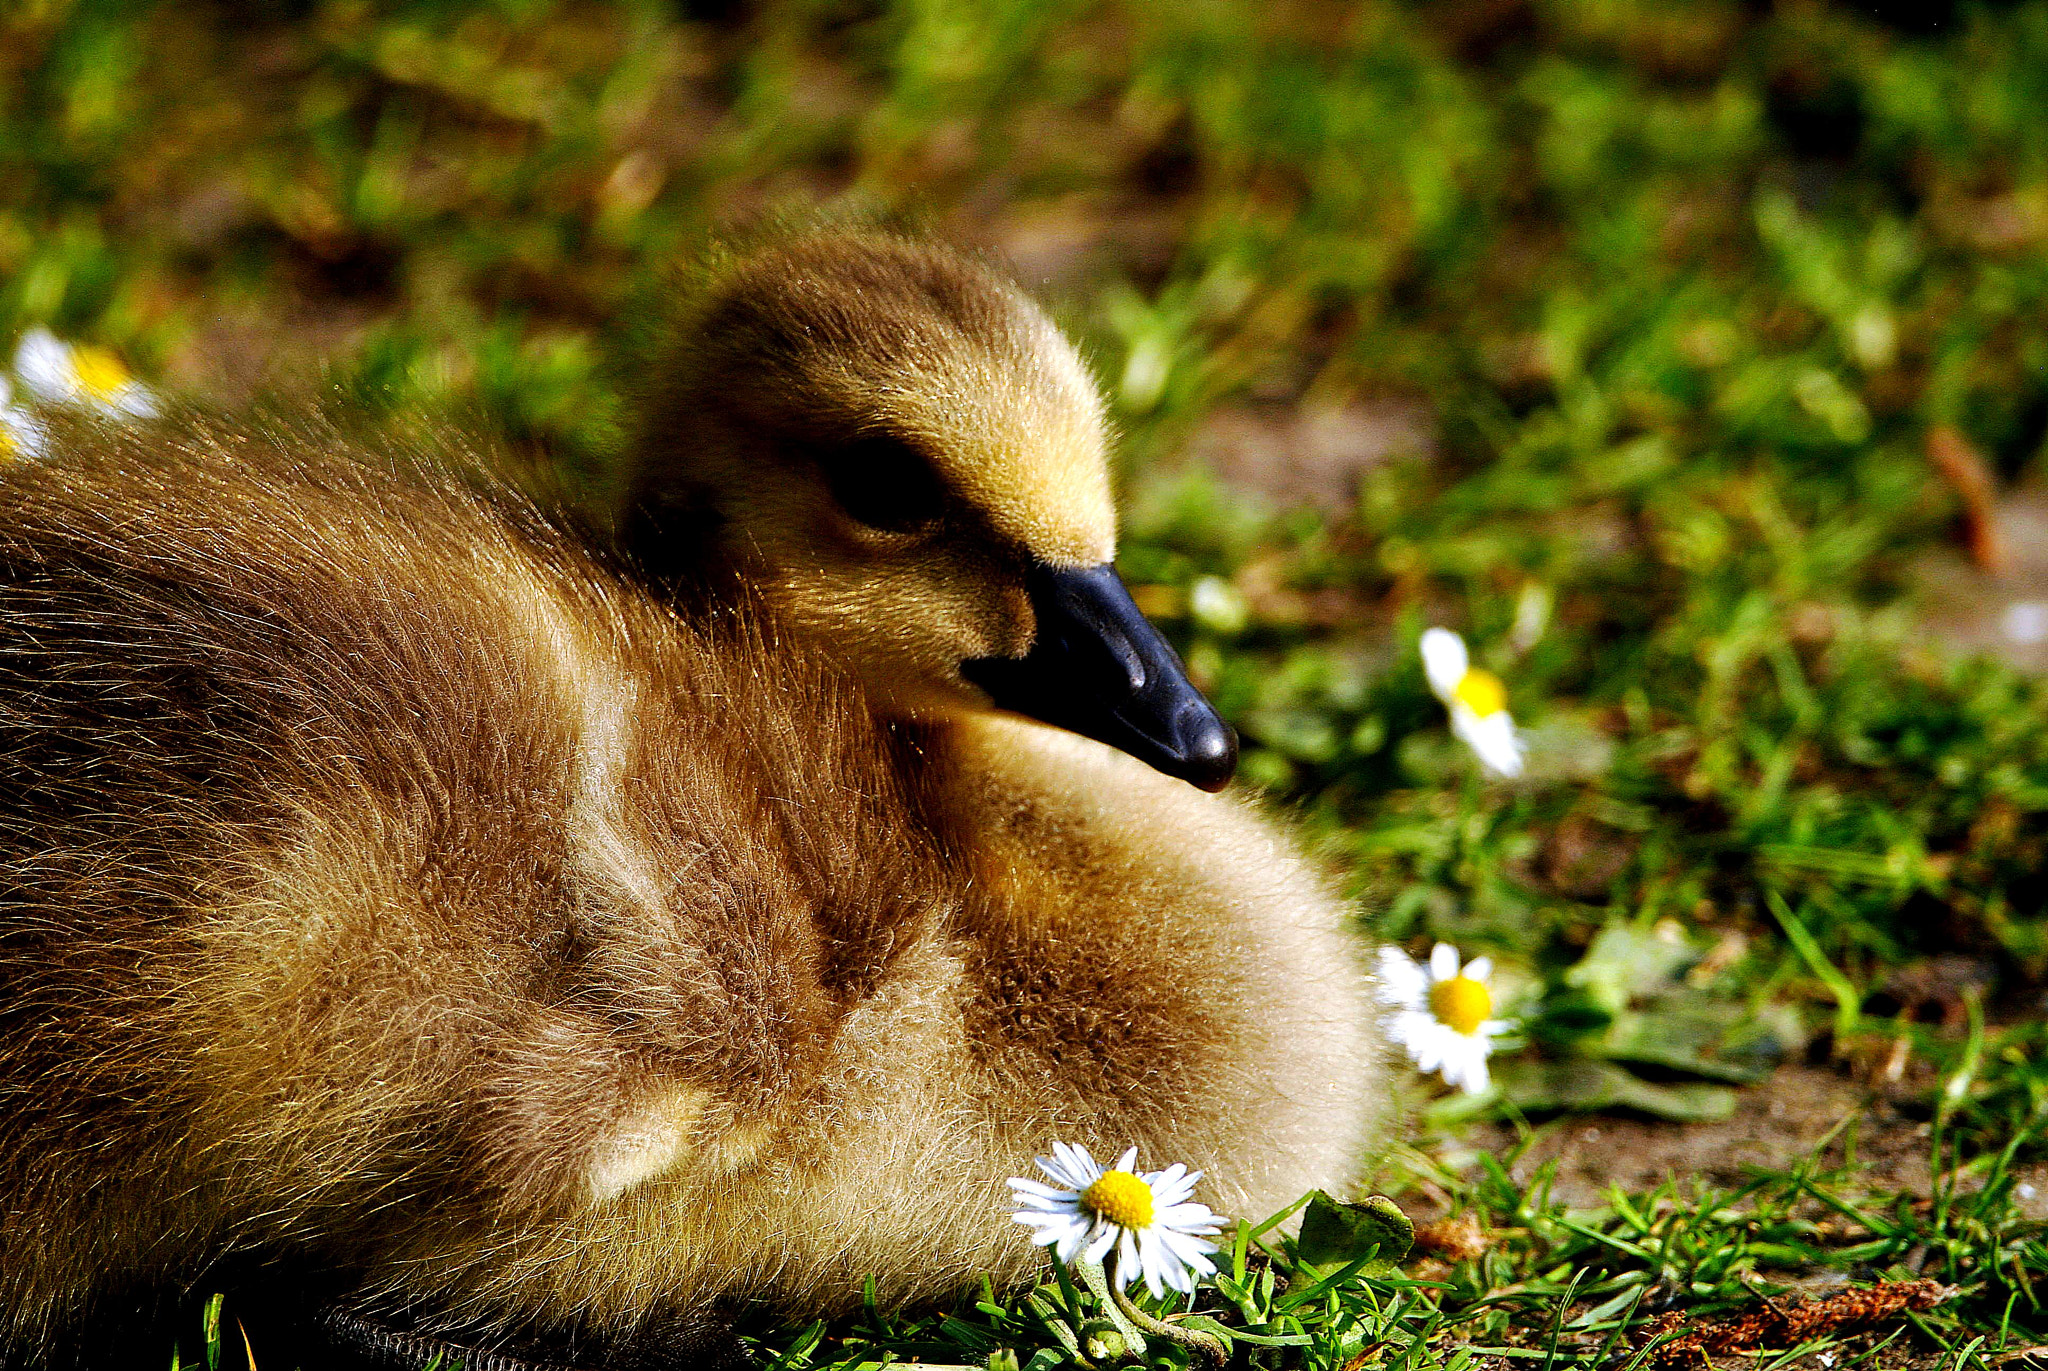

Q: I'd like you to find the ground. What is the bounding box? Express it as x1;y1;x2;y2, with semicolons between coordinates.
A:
1463;1065;2046;1215
3;1;2047;1368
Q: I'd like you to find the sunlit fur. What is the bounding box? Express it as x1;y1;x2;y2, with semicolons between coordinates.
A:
0;232;1385;1367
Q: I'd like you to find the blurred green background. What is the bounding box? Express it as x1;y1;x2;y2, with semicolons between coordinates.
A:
6;0;2048;1130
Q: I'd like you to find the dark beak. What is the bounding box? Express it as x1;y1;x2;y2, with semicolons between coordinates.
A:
962;563;1239;791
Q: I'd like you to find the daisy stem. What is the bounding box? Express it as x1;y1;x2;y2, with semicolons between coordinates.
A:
1072;1257;1146;1364
1102;1258;1228;1369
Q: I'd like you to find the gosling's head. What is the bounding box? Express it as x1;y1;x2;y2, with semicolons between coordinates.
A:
611;228;1237;790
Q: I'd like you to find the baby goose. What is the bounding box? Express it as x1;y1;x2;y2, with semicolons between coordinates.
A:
602;221;1384;1291
604;221;1382;1251
0;233;1383;1370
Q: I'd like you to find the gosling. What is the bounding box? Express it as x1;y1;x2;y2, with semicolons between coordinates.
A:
0;232;1384;1369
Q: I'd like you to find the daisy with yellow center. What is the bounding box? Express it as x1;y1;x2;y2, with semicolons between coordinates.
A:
1421;627;1524;778
14;327;159;420
1008;1142;1222;1297
1377;942;1516;1094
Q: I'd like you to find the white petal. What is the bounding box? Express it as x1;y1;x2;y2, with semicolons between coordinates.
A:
1151;1234;1181;1298
15;328;74;403
1015;1209;1081;1236
0;409;47;462
1052;1218;1096;1265
1453;707;1525;778
1133;1231;1164;1297
1084;1221;1120;1267
1011;1195;1081;1216
1156;1229;1216;1291
1112;1145;1139;1175
1433;1030;1498;1093
1440;1038;1492;1094
1463;956;1493;983
1019;1211;1087;1237
1387;1009;1440;1056
1375;946;1428;1007
1043;1142;1100;1190
1420;628;1468;698
1430;943;1460;981
1155;1229;1212;1270
1387;1006;1434;1035
109;383;160;420
1164;1243;1218;1271
1155;1201;1220;1234
1410;1021;1458;1069
1117;1228;1142;1287
1009;1178;1078;1202
1145;1164;1193;1205
1016;1210;1088;1249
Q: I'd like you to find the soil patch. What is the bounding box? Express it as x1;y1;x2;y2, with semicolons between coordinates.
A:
1442;1065;2047;1217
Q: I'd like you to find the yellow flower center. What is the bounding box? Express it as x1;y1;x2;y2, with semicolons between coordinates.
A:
71;346;131;403
1081;1170;1155;1229
1452;669;1507;718
1430;975;1493;1035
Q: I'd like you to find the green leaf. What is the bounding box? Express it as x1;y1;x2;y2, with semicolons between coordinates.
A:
1179;1315;1310;1347
1563;923;1699;1016
1589;992;1798;1084
1492;1058;1738;1122
1291;1191;1415;1284
202;1293;223;1371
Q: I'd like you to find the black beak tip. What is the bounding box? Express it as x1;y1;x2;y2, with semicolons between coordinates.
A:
964;561;1243;792
1176;710;1239;793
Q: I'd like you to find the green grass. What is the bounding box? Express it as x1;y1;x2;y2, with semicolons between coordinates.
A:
723;1114;2048;1371
182;1102;2048;1371
7;0;2048;1367
732;1007;2048;1370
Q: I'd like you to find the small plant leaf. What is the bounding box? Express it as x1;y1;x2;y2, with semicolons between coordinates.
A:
1293;1191;1415;1282
1494;1059;1738;1122
1564;923;1699;1016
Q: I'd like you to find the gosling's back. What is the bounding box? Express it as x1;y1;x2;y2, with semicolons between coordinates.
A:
0;415;945;1355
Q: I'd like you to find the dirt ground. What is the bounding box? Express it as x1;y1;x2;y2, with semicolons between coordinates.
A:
1439;1064;2047;1220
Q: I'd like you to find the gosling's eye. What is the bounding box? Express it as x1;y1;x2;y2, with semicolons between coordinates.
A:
818;435;946;533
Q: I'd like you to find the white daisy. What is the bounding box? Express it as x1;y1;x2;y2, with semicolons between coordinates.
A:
0;376;48;462
1378;941;1516;1095
13;327;159;419
1008;1142;1223;1297
1421;627;1524;778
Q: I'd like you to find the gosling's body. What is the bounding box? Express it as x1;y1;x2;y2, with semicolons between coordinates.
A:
0;410;1377;1363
